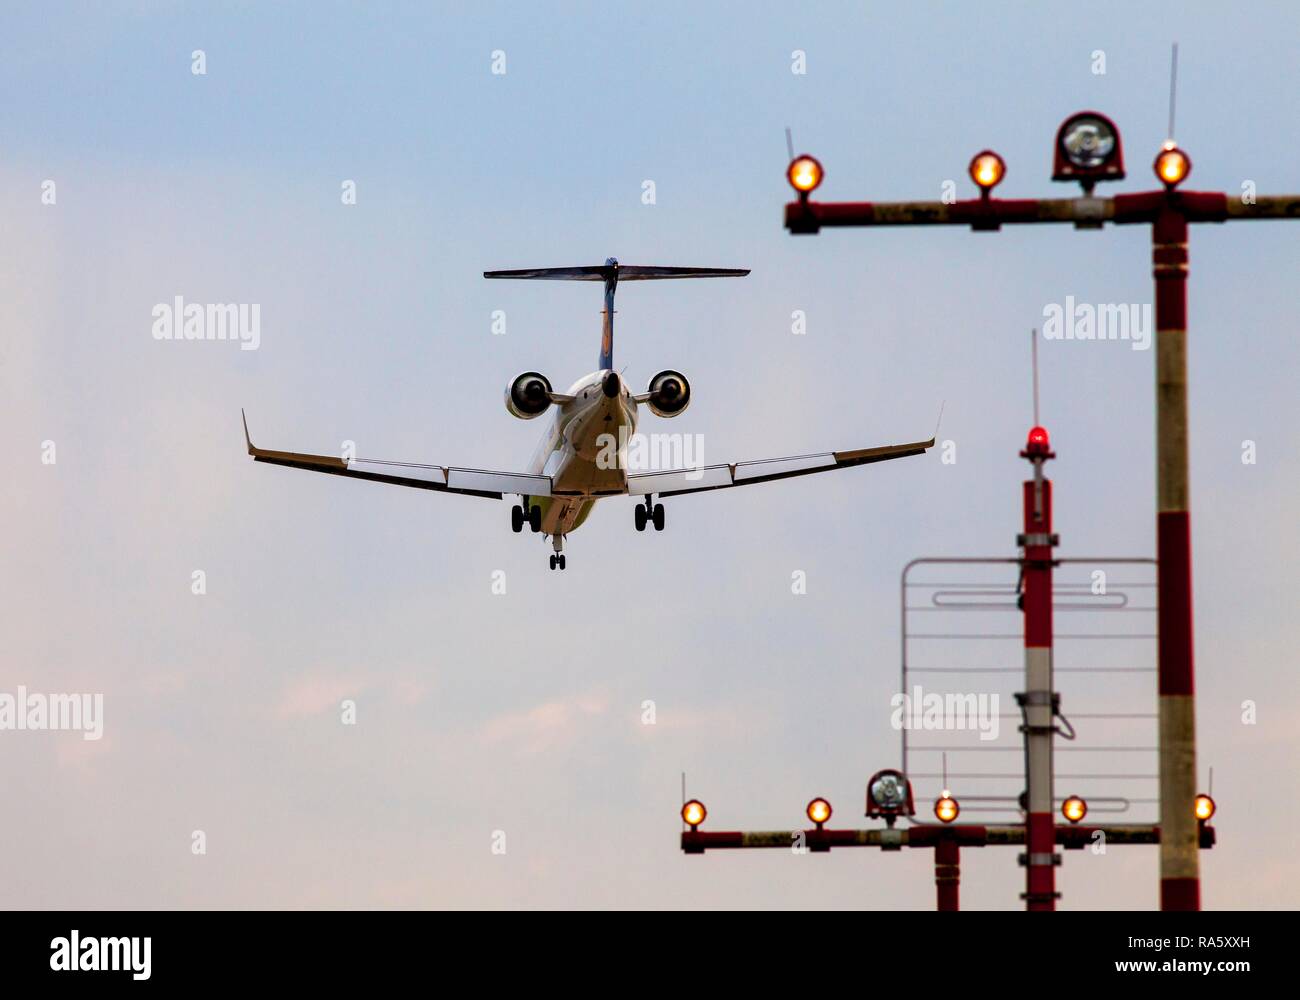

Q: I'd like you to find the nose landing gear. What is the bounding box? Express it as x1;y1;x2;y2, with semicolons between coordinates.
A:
634;495;665;532
549;534;567;571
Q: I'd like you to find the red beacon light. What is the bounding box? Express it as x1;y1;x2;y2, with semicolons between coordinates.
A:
1021;425;1055;460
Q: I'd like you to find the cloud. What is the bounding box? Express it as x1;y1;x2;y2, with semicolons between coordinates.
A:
273;675;364;721
480;691;609;755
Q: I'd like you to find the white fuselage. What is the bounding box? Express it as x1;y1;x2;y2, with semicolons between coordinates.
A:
524;370;639;537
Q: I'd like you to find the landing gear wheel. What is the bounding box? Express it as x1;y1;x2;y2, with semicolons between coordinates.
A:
529;505;542;532
511;505;524;533
558;555;566;570
549;555;557;570
634;505;647;532
652;503;665;531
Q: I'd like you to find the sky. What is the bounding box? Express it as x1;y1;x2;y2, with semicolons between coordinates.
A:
1;1;1297;909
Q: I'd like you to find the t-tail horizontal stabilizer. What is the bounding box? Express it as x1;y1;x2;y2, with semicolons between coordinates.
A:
483;263;750;282
484;258;749;370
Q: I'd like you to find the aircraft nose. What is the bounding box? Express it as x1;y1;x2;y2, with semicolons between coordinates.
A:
602;371;620;398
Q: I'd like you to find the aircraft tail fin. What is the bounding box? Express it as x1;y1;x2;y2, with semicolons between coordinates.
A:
484;258;749;369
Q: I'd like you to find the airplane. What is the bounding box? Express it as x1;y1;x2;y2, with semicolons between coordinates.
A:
243;258;936;570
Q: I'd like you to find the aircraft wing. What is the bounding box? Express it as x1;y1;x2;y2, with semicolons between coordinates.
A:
242;411;549;500
625;435;935;498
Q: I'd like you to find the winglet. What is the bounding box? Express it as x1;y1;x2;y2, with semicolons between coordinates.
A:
241;408;254;455
934;400;946;439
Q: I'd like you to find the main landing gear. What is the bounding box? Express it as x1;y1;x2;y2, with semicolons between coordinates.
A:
634;494;665;532
511;503;542;534
549;534;566;571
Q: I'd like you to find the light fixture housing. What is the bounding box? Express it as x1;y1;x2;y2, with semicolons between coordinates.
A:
787;154;824;197
865;768;916;825
1062;795;1088;823
806;797;832;827
681;799;707;828
1052;111;1125;190
934;794;960;823
969;150;1006;193
1154;143;1192;189
1194;793;1216;822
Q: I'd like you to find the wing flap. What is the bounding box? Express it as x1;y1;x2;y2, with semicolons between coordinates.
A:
447;468;551;496
626;465;733;496
734;453;836;481
348;459;447;485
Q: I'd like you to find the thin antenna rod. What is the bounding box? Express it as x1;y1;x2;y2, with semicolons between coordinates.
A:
1167;43;1179;143
785;127;795;162
1031;328;1040;426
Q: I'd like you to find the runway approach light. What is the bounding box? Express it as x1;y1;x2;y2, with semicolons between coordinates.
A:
866;768;916;826
1052;111;1125;192
969;150;1006;194
1194;794;1216;822
1062;795;1088;823
1154;143;1192;189
787;155;824;197
681;799;707;828
934;793;960;823
806;797;832;828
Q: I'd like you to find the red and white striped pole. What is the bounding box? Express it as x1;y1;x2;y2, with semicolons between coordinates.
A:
1020;425;1058;910
1153;207;1200;910
935;838;960;912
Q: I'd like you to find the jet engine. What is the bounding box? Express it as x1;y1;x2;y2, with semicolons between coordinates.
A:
506;371;553;419
645;370;691;417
